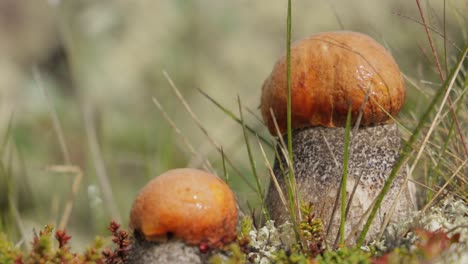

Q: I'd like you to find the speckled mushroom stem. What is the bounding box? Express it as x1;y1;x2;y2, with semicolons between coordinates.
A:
266;123;416;243
127;237;209;264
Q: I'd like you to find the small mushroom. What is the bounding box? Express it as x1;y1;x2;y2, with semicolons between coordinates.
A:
128;168;238;263
261;31;415;243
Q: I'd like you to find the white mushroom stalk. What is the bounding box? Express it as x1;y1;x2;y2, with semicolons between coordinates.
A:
261;31;415;244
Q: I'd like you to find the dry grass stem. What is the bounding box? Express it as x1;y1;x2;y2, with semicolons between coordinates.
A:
401;72;431;98
152;97;214;173
320;130;340;167
269;107;302;221
45;165;83;231
162;70;256;191
257;136;288;211
34;69;71;165
392;11;461;52
420;159;467;214
408;178;465;201
187;117;237;171
269;109;294;174
83;104;121;223
333;170;364;246
344;197;376;244
245;106;265;126
416;0;468;158
378;49;465;237
8;198;28;251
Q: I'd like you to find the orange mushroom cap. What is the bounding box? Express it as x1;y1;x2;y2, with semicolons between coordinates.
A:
261;31;405;135
129;168;238;248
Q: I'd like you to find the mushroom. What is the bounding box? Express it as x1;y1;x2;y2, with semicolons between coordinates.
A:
128;168;238;264
261;31;415;243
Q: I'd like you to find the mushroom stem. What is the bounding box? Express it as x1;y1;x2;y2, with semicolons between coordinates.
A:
128;238;206;264
266;123;416;244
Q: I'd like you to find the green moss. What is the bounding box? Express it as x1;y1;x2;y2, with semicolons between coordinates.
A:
83;236;105;261
239;216;253;239
210;243;246;264
0;222;128;264
273;248;310;264
29;224;54;262
0;233;21;264
316;247;372;264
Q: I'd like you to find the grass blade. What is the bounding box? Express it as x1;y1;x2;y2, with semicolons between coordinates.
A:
257;136;288;211
34;69;71;165
420;160;467;214
83;104;121;223
0;112;13;159
46;165;83;231
338;107;352;245
152;97;214;173
221;148;229;184
163;71;256;191
238;96;270;221
286;0;294;197
196;88;273;149
284;0;301;244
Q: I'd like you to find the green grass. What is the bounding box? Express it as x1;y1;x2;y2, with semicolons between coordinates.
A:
338;107;352;246
285;0;301;244
238;95;270;221
0;1;466;261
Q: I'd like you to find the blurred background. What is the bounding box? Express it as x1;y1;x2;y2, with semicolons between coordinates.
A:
0;0;466;250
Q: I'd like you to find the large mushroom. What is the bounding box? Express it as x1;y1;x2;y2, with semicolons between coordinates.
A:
261;31;415;243
128;168;238;263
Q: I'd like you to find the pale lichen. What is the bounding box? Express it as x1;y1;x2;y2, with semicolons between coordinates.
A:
248;220;282;263
383;196;467;263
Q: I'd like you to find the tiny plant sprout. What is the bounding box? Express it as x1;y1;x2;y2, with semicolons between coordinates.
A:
261;31;415;244
128;168;238;263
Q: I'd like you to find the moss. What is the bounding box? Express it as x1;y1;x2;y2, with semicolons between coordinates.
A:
0;221;128;264
210;243;246;264
316;247;372;264
0;233;22;264
1;202;465;264
273;248;311;264
239;216;253;240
